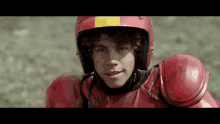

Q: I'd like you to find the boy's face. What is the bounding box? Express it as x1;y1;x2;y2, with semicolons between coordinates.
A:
92;34;135;89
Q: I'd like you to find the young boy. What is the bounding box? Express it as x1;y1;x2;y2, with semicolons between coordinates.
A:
45;16;220;108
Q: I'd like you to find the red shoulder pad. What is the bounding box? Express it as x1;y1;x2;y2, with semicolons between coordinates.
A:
45;73;83;108
159;54;209;107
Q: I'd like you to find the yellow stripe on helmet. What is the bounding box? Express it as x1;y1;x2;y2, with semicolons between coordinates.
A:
95;17;120;27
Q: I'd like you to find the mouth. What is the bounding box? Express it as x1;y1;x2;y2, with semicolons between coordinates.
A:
105;70;123;76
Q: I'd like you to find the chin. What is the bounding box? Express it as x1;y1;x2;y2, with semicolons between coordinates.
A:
102;72;130;88
105;80;125;89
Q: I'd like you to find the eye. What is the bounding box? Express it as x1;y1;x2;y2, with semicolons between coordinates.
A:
97;48;106;52
118;47;129;51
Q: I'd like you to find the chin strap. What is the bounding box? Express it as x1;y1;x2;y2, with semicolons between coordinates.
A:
88;71;101;108
132;69;150;91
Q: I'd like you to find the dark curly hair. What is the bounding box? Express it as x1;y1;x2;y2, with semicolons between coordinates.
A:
78;27;147;58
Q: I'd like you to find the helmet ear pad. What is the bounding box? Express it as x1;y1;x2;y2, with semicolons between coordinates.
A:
134;31;149;71
77;49;95;74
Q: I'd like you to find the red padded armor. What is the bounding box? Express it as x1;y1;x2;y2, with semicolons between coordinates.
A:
45;54;219;108
158;54;209;107
45;74;83;108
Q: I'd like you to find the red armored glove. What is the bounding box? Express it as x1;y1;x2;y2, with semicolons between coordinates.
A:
158;54;220;107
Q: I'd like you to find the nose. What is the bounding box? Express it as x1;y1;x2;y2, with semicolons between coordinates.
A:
106;49;119;66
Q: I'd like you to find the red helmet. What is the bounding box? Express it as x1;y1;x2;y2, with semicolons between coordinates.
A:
75;16;154;74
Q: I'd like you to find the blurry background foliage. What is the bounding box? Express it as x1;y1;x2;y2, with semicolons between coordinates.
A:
0;16;219;107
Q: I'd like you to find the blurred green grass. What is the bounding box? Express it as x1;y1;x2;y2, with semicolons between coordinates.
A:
0;16;219;107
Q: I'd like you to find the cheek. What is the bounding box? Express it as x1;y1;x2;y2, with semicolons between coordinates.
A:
123;52;135;71
93;54;104;64
93;54;105;72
